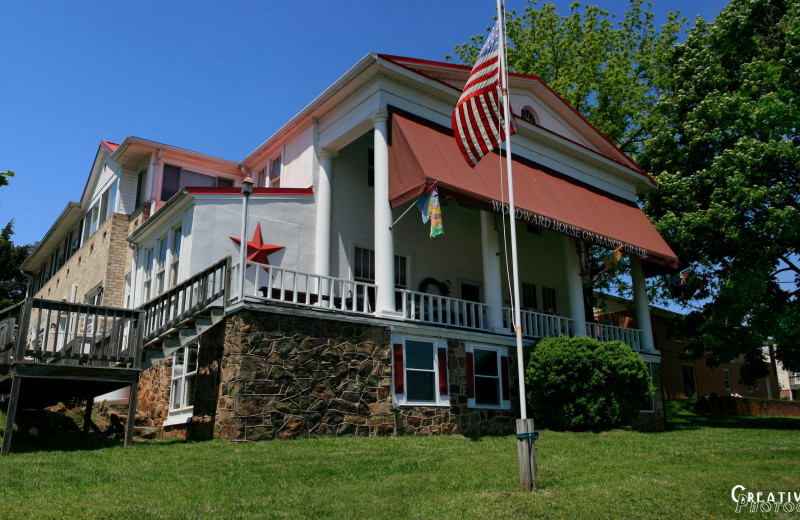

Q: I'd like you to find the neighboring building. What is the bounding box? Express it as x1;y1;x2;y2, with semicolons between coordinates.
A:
775;359;799;401
12;54;679;441
596;296;780;401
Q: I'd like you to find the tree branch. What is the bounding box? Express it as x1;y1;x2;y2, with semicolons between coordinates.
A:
779;255;800;273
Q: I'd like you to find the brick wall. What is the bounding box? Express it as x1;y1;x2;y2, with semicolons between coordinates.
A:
34;213;131;306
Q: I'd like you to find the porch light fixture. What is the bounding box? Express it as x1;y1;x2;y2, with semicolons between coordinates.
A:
241;176;253;196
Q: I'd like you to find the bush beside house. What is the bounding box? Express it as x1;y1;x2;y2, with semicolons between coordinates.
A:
526;336;653;431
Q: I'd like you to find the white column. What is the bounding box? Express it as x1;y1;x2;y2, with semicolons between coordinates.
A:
630;257;655;352
480;211;506;332
563;235;587;337
372;110;398;317
314;149;335;279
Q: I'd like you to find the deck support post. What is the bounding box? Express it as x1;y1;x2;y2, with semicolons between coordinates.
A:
124;375;140;447
1;376;22;456
82;396;95;435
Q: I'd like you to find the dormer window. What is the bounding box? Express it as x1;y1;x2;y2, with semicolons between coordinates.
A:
161;164;234;201
520;106;537;125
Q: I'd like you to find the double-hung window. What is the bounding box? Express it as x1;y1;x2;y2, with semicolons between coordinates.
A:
142;247;155;302
392;335;449;406
353;245;408;311
465;344;511;409
165;342;199;426
169;226;182;287
155;235;168;294
541;287;557;314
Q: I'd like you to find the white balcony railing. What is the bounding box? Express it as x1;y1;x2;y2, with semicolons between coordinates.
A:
238;263;644;351
247;262;376;315
503;307;574;339
398;289;489;331
586;322;643;351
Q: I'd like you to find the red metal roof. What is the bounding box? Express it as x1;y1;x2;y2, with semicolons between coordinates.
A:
100;140;119;154
388;112;677;270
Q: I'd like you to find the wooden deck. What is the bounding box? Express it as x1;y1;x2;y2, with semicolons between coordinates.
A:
0;298;143;455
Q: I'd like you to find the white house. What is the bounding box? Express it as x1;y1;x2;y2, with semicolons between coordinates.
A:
15;53;677;441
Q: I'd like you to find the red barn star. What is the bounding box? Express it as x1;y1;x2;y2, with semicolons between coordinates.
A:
229;223;285;265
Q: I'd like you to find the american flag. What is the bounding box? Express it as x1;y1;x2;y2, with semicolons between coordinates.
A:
452;19;514;167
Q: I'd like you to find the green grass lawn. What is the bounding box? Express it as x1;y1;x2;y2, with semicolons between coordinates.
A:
1;402;799;519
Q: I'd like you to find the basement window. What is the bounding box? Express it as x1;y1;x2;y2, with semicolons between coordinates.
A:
164;342;199;427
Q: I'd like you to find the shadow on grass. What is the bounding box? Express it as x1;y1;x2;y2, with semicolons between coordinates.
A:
0;408;126;454
665;399;800;432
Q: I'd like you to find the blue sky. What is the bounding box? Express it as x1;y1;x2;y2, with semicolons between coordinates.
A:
0;0;729;246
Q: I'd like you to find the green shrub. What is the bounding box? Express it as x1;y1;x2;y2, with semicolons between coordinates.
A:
526;335;653;431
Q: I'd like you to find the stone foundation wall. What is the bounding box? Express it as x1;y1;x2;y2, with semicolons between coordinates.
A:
136;321;226;439
216;310;393;440
137;356;172;428
215;308;519;441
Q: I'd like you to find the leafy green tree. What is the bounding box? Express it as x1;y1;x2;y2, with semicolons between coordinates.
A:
0;221;33;309
449;0;686;318
448;0;685;157
640;0;800;375
0;170;12;188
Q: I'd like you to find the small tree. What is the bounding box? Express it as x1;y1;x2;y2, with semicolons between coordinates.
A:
526;336;653;431
0;221;33;308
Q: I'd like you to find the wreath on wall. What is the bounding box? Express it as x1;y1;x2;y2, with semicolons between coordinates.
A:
418;277;450;297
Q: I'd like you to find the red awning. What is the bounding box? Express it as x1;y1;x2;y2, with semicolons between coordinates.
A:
388;113;678;270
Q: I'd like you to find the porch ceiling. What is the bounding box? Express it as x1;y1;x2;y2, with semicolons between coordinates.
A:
387;111;678;271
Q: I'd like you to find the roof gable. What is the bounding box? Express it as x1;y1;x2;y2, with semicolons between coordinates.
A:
378;55;647;180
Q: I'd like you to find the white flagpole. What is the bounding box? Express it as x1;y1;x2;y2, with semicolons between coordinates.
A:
496;0;537;491
495;0;526;421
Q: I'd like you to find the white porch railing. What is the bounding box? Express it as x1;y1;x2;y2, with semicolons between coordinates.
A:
247;262;376;315
586;322;643;351
503;307;574;339
238;263;645;351
397;289;489;331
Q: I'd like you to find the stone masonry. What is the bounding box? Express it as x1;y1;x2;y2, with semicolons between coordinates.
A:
214;306;518;441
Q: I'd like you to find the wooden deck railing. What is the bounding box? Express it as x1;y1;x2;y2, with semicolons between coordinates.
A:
0;298;142;369
140;257;231;343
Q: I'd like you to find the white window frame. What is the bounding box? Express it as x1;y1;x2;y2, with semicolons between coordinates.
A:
142;247;155;302
169;226;182;288
154;235;168;295
164;342;199;426
723;368;732;392
392;334;449;407
465;343;511;410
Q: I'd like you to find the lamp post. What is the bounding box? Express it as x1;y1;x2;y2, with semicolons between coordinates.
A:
238;176;253;302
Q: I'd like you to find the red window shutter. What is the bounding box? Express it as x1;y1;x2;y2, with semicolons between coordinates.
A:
466;351;474;398
393;343;404;395
437;347;448;397
501;355;510;401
